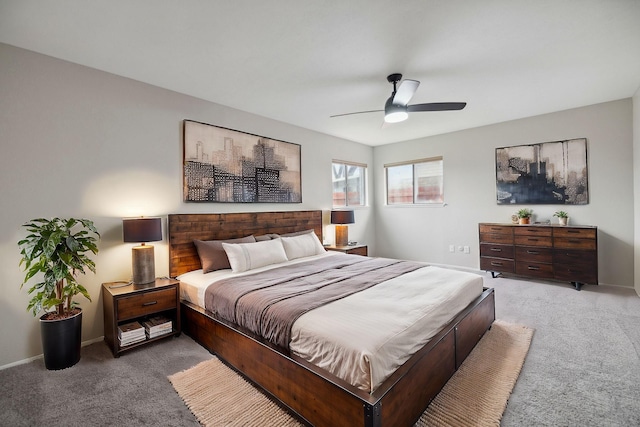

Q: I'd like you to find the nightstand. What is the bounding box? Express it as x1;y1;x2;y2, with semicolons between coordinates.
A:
102;278;181;357
325;244;368;256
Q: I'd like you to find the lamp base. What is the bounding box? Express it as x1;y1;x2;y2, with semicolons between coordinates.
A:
335;225;349;247
132;245;155;285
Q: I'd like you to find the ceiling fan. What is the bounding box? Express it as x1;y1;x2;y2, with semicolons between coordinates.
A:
330;73;466;124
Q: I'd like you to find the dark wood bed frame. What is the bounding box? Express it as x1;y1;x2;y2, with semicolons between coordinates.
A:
168;211;495;427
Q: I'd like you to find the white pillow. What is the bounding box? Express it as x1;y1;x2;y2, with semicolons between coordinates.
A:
281;231;326;260
222;238;288;273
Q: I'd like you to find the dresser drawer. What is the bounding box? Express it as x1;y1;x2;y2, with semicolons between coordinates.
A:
554;264;598;284
514;226;552;237
553;227;596;240
479;225;513;245
480;243;514;259
117;288;177;321
554;249;597;266
515;246;553;263
479;224;513;235
514;235;552;247
553;237;596;250
516;261;554;278
480;257;515;273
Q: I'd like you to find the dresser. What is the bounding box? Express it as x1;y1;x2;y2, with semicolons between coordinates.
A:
479;223;598;290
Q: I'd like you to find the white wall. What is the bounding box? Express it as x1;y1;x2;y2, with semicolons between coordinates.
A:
0;43;374;367
634;87;640;296
373;99;634;288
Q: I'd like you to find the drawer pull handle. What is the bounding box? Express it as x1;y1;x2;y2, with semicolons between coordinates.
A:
565;253;579;257
528;238;539;241
490;248;502;252
491;261;503;266
142;301;158;307
527;250;539;254
568;239;581;244
527;266;540;270
567;230;580;234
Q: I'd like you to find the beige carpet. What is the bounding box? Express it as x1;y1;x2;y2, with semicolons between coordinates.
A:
169;320;533;426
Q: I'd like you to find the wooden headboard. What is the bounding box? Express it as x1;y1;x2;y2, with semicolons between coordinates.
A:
168;210;323;278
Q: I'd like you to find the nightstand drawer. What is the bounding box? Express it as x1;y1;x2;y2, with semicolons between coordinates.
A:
346;246;368;256
117;288;176;321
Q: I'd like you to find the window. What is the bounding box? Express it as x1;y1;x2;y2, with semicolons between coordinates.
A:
332;161;367;207
385;157;443;205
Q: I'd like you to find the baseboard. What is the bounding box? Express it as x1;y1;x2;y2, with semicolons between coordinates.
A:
0;336;105;371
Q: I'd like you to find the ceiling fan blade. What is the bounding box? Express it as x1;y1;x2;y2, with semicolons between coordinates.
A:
407;102;467;112
329;109;383;118
392;79;420;106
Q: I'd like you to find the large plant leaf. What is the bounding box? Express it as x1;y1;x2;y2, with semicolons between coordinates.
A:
18;217;100;316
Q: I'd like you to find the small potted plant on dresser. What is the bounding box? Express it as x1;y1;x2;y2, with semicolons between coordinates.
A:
554;210;569;226
18;218;100;370
516;208;533;224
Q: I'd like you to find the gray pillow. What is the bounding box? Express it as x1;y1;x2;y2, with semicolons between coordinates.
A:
255;233;280;242
279;229;317;238
194;235;256;273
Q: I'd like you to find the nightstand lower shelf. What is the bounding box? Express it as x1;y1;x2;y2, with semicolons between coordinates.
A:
102;278;181;357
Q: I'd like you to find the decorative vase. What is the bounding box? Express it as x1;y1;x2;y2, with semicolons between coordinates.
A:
519;218;530;225
559;217;568;226
40;309;82;370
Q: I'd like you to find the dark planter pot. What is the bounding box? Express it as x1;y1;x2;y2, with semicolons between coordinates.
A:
40;309;82;370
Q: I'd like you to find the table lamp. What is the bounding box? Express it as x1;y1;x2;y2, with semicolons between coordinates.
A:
123;217;162;285
331;210;355;247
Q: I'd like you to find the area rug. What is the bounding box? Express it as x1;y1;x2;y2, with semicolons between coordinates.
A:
169;320;534;426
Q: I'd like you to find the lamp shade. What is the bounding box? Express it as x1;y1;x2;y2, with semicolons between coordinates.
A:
123;217;162;243
331;210;355;225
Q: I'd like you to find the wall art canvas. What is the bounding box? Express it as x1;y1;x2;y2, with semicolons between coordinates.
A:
183;120;301;203
495;138;588;205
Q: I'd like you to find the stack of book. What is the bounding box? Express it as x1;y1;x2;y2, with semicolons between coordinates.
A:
118;321;146;346
142;315;173;339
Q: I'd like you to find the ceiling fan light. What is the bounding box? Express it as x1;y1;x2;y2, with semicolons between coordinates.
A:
384;110;408;123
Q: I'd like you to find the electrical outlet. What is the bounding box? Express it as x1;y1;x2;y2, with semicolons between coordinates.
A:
449;245;455;253
463;245;470;254
458;246;464;252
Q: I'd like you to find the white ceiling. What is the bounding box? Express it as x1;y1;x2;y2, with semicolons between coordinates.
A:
1;0;639;146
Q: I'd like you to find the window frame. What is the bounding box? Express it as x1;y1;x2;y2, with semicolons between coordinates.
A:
384;156;444;206
332;160;368;208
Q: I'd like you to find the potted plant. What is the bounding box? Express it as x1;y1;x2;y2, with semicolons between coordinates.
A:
516;208;533;224
18;218;100;370
554;210;569;226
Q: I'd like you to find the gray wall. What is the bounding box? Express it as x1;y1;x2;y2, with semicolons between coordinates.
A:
1;42;637;368
0;43;374;367
373;99;634;288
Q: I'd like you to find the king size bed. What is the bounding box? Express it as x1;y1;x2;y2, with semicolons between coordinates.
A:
169;211;495;426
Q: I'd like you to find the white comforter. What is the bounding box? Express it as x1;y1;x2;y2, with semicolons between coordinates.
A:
178;252;483;392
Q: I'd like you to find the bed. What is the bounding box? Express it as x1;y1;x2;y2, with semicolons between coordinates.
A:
169;211;495;427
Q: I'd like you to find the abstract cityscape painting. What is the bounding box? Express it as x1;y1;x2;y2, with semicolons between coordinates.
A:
495;138;588;205
183;120;301;203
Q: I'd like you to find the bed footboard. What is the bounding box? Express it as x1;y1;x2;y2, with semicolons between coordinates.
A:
181;287;495;427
